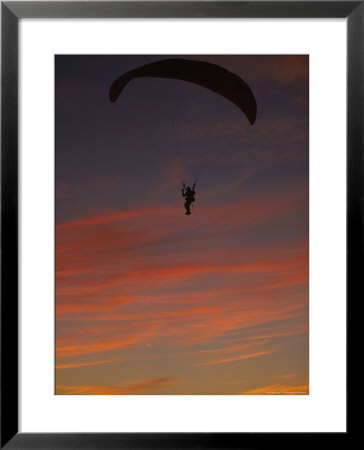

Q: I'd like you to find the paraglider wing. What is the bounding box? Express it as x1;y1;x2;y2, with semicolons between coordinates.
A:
109;58;257;125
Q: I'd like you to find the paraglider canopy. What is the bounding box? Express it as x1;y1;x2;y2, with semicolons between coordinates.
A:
109;58;257;125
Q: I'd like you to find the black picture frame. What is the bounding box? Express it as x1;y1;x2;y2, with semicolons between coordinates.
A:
1;1;356;448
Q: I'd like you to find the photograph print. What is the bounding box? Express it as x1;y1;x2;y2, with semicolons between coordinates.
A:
55;55;309;395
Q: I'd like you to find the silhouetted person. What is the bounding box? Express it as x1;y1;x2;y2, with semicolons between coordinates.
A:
182;183;196;215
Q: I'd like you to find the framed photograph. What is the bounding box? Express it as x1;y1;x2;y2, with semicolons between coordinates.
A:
1;1;355;448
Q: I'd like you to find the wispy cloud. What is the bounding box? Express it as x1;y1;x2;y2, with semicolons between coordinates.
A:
242;384;309;395
56;377;180;395
56;358;118;370
198;350;275;367
56;323;160;358
56;195;307;367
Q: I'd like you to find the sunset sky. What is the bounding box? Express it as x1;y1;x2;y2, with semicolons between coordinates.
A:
55;55;309;395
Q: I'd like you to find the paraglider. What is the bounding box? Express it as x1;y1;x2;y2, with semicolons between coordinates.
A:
182;182;196;215
109;58;257;125
109;58;257;215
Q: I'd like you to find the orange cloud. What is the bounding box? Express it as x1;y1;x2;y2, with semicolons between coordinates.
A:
56;253;307;303
242;384;309;395
56;190;308;378
56;377;179;395
198;350;275;366
56;323;160;358
56;359;117;370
